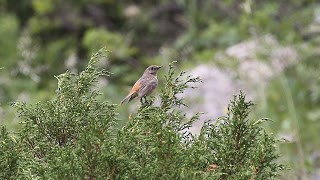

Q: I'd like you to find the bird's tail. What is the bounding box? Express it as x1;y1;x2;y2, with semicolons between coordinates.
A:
120;92;137;105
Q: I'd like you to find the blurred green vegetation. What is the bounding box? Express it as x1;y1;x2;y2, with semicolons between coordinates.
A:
0;0;319;179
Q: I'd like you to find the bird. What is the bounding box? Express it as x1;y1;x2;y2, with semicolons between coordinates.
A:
120;65;162;105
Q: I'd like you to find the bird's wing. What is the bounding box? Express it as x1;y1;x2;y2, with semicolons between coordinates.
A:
129;80;142;94
137;78;157;98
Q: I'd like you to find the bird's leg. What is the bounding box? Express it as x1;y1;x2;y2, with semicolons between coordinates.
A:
140;96;148;106
144;96;147;105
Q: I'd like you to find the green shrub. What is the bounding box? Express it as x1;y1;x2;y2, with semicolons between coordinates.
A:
0;127;19;179
0;49;284;179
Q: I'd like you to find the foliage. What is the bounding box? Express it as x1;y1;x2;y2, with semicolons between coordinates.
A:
255;51;320;178
0;127;19;179
201;93;284;179
0;14;19;68
1;0;313;86
1;0;318;178
0;51;284;179
12;49;116;178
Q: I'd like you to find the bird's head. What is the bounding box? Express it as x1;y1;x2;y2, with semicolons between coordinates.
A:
144;65;162;75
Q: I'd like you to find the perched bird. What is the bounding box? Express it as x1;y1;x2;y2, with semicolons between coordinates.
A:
120;65;162;105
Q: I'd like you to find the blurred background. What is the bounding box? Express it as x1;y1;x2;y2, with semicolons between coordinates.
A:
0;0;319;179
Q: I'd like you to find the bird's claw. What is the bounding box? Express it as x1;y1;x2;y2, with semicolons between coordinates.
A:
140;96;152;107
